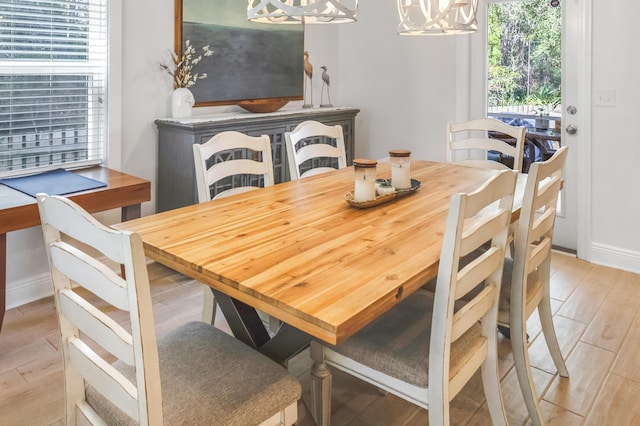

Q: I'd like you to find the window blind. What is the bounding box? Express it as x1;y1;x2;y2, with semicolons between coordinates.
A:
0;0;107;176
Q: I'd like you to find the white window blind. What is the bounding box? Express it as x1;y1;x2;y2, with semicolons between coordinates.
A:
0;0;107;176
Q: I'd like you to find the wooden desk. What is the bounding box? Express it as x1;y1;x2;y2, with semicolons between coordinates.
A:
114;161;524;363
0;166;151;332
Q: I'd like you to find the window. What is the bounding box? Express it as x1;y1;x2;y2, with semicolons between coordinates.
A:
0;0;107;176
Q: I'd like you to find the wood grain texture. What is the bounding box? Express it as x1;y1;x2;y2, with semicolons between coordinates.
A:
115;161;526;345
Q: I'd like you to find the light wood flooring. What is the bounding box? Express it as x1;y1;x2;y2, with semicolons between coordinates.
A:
2;251;640;425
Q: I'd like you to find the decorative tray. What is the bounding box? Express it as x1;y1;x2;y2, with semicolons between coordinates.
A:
344;179;421;209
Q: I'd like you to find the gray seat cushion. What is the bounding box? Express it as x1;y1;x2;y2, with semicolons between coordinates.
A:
497;257;540;325
423;252;540;327
326;291;482;388
86;321;301;425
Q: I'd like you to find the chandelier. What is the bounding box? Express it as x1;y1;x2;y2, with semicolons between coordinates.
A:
247;0;358;24
397;0;479;35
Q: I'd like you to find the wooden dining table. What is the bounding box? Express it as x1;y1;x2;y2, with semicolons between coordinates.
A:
114;160;526;364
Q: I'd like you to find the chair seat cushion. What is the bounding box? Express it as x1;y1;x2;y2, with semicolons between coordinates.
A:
86;321;301;425
325;291;482;388
497;257;540;325
423;252;541;327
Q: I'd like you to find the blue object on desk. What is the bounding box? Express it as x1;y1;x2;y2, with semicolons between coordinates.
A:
0;168;107;198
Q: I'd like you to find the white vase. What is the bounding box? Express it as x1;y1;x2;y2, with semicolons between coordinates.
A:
171;88;195;119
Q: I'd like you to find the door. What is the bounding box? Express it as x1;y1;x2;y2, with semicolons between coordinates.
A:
466;0;591;255
552;0;591;254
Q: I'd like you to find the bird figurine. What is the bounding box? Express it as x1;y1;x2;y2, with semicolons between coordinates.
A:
303;51;313;108
320;65;333;108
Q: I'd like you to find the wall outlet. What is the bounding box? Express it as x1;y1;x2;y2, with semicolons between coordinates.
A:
593;89;616;107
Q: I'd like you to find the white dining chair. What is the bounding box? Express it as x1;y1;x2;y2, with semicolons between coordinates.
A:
310;170;517;426
284;120;347;180
193;130;274;201
193;131;275;325
447;117;526;172
37;194;300;426
498;146;570;425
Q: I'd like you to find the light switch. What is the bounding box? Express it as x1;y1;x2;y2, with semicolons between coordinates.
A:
593;89;616;107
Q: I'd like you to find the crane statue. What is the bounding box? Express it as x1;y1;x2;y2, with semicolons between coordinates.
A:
303;51;313;108
320;65;333;108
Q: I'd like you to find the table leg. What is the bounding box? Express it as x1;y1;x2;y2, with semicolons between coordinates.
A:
310;342;333;426
120;204;142;278
212;289;312;365
212;289;271;349
258;324;312;366
0;233;6;334
121;204;141;222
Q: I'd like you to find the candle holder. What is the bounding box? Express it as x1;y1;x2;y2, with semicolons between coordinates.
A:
389;150;412;189
353;158;377;202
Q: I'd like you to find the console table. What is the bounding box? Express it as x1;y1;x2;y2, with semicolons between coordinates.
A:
155;107;360;212
0;166;151;333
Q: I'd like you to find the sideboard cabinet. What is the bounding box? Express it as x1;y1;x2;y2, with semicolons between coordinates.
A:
155;107;359;212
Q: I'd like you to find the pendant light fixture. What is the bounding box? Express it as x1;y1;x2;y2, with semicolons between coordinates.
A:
397;0;478;35
247;0;358;24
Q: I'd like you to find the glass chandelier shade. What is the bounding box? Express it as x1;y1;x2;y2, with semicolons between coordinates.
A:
397;0;479;35
247;0;358;24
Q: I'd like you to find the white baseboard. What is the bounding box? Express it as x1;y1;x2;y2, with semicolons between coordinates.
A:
591;243;640;274
6;273;53;310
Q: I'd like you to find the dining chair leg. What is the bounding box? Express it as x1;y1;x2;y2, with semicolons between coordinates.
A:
482;327;508;426
201;286;216;325
538;296;569;377
538;259;569;378
512;312;546;426
427;390;449;426
310;341;332;426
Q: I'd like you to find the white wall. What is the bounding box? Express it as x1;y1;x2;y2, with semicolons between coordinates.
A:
336;2;458;162
589;1;640;271
6;0;640;309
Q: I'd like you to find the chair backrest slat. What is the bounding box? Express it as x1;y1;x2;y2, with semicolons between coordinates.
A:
450;137;519;159
531;175;563;212
59;289;134;364
526;238;552;275
529;206;556;243
206;159;272;193
455;247;502;300
51;242;130;311
67;337;140;421
38;195;128;263
295;143;344;165
460;208;511;256
451;284;497;342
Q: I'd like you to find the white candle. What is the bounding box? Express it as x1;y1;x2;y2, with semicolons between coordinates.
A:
389;149;412;190
354;179;376;201
353;159;378;202
391;162;411;189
